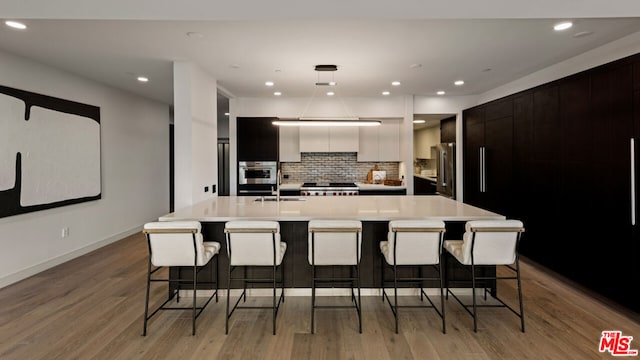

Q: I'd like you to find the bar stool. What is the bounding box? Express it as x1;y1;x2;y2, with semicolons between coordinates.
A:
444;219;525;332
380;220;446;334
142;221;219;336
224;220;286;335
308;220;363;334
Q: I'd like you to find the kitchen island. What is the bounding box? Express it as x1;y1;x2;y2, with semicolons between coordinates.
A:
160;195;505;290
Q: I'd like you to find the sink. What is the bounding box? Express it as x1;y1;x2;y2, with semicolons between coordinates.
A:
254;196;307;202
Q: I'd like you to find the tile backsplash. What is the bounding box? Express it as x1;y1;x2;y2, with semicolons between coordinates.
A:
281;152;399;183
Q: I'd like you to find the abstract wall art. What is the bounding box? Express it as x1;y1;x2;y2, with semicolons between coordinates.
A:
0;85;101;218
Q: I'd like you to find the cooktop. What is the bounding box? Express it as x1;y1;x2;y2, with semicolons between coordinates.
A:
302;182;357;188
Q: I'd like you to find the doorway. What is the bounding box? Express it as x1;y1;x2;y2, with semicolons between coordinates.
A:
217;93;230;196
412;114;456;196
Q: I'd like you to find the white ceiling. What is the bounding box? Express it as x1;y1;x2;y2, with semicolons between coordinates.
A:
1;2;640;105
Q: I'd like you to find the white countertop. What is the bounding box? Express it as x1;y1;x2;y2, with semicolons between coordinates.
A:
159;195;504;222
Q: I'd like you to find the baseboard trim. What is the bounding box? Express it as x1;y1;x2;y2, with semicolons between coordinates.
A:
0;226;142;289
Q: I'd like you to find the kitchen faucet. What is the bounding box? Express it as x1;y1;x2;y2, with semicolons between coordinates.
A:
272;169;282;201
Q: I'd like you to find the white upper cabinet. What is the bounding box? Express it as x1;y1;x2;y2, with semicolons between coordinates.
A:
279;126;301;162
299;126;359;152
357;120;400;161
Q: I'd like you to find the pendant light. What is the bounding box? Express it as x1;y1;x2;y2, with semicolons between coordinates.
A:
272;65;381;127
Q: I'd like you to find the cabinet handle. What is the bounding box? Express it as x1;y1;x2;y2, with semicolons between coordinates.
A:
481;147;487;193
632;138;636;226
479;148;483;192
440;150;447;187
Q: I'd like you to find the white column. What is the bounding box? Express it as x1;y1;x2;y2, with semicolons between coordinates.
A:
173;61;218;210
401;95;414;194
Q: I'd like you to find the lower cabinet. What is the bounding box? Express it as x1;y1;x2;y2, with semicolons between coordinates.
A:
171;221;492;291
279;189;301;196
414;176;437;195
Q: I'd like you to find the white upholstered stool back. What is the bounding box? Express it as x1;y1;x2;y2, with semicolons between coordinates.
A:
308;220;362;266
143;221;216;267
224;221;285;266
445;220;524;265
382;220;446;265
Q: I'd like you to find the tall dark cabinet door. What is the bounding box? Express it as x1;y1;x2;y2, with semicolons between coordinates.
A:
512;93;536;257
633;88;640;312
237;117;279;161
484;115;513;214
463;106;485;208
591;63;634;309
557;74;593;278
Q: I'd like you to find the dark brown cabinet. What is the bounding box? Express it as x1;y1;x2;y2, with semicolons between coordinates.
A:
462;53;640;313
440;116;456;143
358;188;407;196
237;117;278;161
462;98;513;215
414;176;437;195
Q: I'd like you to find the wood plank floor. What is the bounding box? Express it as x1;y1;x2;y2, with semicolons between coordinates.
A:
1;232;639;359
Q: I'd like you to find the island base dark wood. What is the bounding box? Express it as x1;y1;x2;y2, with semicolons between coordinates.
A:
170;221;496;295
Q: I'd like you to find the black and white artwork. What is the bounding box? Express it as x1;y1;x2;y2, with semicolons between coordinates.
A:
0;85;101;218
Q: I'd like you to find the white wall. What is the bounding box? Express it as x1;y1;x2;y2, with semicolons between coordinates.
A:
0;49;170;288
173;62;217;208
414;126;440;160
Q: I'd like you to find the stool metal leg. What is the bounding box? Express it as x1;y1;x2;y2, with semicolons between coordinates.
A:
192;264;197;335
272;262;276;335
357;263;362;334
439;260;446;334
516;257;525;332
471;262;478;332
380;255;385;302
143;257;152;336
311;263;316;334
225;265;231;335
393;262;399;334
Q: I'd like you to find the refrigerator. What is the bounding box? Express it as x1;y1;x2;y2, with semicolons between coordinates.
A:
435;143;455;198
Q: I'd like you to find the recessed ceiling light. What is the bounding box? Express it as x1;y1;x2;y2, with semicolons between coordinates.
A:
326;91;335;96
437;91;445;95
224;112;230;116
382;91;390;96
391;81;401;86
5;21;27;30
413;120;426;124
554;22;573;31
265;81;274;87
454;80;465;86
274;91;282;96
137;76;149;83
